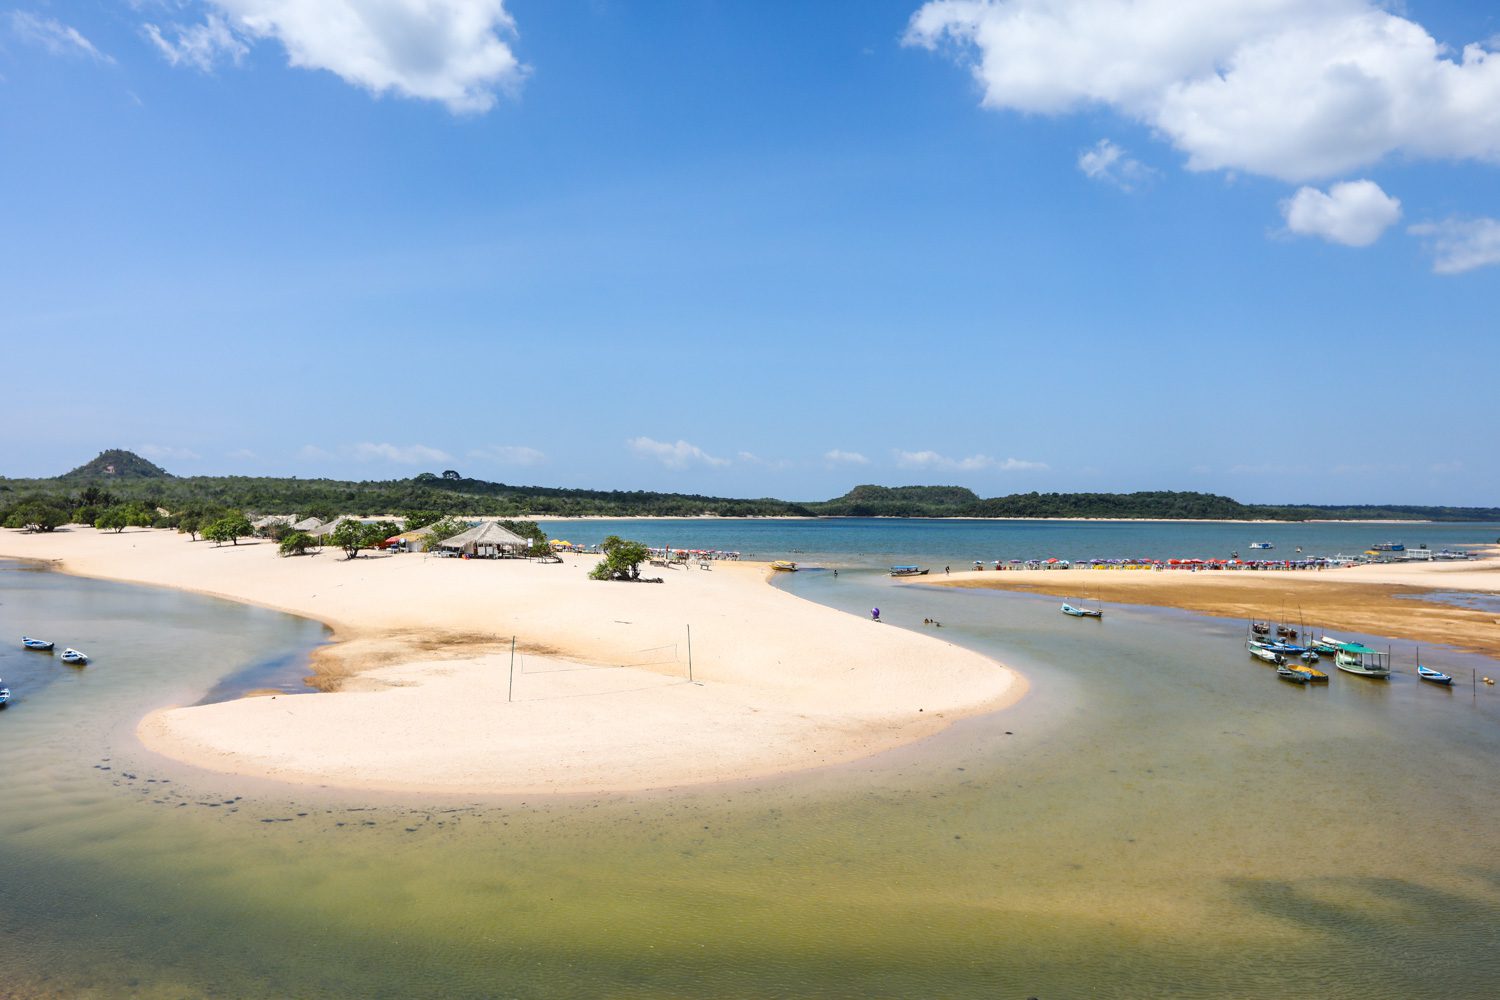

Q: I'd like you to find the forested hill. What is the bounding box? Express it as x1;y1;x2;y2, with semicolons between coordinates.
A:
2;452;1497;522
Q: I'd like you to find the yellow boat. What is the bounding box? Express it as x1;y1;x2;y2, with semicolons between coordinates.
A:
770;560;798;572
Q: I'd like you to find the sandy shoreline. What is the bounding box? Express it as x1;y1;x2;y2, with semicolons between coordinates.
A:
0;528;1019;796
917;556;1500;658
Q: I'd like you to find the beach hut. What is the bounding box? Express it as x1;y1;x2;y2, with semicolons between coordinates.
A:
385;526;435;553
291;516;325;533
436;521;530;558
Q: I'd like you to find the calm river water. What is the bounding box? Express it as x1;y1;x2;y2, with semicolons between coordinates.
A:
1;542;1497;998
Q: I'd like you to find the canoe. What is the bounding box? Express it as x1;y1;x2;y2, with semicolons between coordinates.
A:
1277;666;1311;684
1061;603;1102;618
22;636;54;651
60;648;89;666
1417;664;1454;685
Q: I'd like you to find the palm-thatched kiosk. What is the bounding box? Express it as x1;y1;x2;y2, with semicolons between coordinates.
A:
291;516;325;533
436;521;530;558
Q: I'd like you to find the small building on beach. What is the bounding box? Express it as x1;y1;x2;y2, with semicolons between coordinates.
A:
436;521;530;558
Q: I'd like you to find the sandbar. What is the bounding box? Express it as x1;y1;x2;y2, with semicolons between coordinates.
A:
0;527;1019;795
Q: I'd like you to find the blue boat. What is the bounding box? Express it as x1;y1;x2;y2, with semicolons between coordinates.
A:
1417;664;1453;685
1061;602;1102;619
22;636;54;652
0;681;10;707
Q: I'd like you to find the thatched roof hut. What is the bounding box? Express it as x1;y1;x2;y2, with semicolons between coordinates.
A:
291;516;324;533
436;521;529;557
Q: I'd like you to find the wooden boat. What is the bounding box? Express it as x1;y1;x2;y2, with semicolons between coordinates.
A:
22;636;54;651
1061;602;1102;619
1250;622;1271;635
1248;641;1285;665
0;682;10;707
60;648;89;666
1297;663;1328;682
1277;665;1311;684
1299;650;1320;663
889;566;929;577
770;560;798;572
1331;641;1391;678
1417;664;1453;685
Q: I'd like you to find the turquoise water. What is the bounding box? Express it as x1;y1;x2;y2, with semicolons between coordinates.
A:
537;516;1498;567
1;532;1498;998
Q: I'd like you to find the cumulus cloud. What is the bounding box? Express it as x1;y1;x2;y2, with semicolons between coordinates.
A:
824;449;870;466
1408;216;1500;274
143;13;248;71
138;444;202;462
1282;179;1401;246
468;444;546;466
894;450;1047;472
906;0;1500;183
352;442;452;464
298;444;333;461
144;1;526;113
627;437;730;469
9;11;115;63
1078;138;1156;190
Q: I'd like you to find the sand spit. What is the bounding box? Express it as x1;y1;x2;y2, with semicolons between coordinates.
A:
0;528;1018;795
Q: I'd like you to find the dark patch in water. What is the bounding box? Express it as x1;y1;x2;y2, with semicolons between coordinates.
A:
192;647;320;705
1395;591;1500;614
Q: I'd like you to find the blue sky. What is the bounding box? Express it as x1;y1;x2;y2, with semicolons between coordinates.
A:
2;1;1497;504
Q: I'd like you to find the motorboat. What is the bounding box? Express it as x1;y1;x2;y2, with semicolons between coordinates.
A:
22;636;54;652
1249;542;1274;550
61;648;89;666
889;566;929;577
1332;641;1392;678
770;560;798;572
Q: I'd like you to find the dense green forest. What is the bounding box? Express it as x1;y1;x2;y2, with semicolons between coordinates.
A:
2;450;1497;526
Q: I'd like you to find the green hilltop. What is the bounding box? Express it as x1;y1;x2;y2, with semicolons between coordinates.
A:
59;449;173;481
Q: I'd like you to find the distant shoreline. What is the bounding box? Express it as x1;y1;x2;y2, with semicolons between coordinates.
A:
532;514;1445;525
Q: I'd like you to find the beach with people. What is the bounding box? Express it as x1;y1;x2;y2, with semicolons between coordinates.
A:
919;551;1500;656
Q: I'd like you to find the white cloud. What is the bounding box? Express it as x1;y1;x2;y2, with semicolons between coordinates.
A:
9;11;115;63
298;444;333;461
1078;138;1156;190
1408;216;1500;274
138;444;201;462
906;0;1500;183
468;444;546;466
824;449;870;466
894;450;1047;472
1282;179;1401;246
352;442;452;464
143;13;248;72
226;448;259;461
627;437;729;469
146;1;527;113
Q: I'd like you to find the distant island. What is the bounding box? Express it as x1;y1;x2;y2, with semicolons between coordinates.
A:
2;449;1497;525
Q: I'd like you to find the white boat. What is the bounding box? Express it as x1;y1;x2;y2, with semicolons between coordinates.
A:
22;636;54;651
1061;602;1102;618
60;648;89;666
1249;541;1274;550
1248;641;1285;665
0;682;10;707
1331;641;1391;678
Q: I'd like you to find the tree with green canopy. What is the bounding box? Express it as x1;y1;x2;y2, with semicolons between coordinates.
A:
202;513;253;546
95;503;154;533
589;535;651;581
278;531;315;557
330;519;398;561
4;497;69;532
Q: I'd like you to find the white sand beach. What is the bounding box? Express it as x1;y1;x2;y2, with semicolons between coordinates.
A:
0;528;1019;795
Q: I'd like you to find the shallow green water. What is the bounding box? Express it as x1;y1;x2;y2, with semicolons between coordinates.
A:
1;560;1498;998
